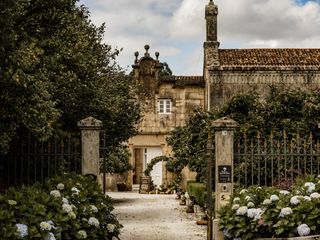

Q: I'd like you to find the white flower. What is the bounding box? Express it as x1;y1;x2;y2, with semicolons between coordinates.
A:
290;196;300;205
233;197;240;203
8;199;17;205
62;197;69;204
15;223;28;237
236;206;248;216
247;202;255;208
44;232;56;240
112;237;118;240
56;183;65;190
279;190;290;195
254;208;263;220
245;196;252;201
262;199;272;205
107;224;115;232
71;187;80;194
88;217;100;227
310;192;320;199
270;195;279;202
90;205;98;213
304;196;311;201
232;204;240;210
305;182;316;193
297;224;311;236
62;203;73;213
68;211;76;219
247;208;259;218
50;190;61;198
279;207;293;217
40;221;52;231
239;189;248;194
77;230;87;239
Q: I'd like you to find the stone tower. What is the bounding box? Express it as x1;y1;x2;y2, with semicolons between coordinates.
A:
204;0;220;110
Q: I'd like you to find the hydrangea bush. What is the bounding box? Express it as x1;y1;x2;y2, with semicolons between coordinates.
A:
0;173;121;239
219;175;320;239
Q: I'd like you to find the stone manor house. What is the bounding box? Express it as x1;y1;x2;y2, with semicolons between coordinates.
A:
118;1;320;191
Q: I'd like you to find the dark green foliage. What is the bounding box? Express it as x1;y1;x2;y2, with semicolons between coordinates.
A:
167;86;320;182
187;181;207;207
102;145;132;174
0;0;141;153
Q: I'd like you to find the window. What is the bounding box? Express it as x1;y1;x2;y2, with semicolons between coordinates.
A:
158;99;172;114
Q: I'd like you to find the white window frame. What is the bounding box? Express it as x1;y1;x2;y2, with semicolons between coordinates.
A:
158;99;172;114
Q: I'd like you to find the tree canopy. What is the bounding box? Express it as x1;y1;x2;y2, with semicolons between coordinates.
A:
167;86;320;181
0;0;141;153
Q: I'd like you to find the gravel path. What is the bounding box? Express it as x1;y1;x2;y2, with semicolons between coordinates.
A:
107;191;207;240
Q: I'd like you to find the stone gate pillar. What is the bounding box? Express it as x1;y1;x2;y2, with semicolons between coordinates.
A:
212;117;238;240
77;117;102;181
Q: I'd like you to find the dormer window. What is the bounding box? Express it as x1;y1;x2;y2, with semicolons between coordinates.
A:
158;99;172;114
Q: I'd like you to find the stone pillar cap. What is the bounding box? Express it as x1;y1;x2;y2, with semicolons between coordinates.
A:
212;117;238;129
77;116;103;129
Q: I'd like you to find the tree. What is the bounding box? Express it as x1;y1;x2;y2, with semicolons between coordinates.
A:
0;0;141;153
167;86;320;181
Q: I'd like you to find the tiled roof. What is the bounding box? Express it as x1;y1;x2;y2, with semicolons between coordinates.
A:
219;49;320;70
160;75;204;87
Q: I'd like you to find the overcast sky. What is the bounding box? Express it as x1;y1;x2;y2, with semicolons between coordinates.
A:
79;0;320;75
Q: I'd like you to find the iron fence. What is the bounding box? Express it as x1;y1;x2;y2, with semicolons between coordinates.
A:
234;132;320;188
0;130;81;189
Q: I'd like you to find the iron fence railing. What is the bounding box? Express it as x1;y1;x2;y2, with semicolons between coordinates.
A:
0;130;81;189
234;132;320;188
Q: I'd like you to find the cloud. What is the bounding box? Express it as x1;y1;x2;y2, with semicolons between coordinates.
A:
79;0;320;75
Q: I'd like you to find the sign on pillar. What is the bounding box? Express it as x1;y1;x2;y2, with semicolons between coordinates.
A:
212;117;238;240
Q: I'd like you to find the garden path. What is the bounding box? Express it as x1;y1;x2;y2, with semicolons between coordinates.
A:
107;191;206;240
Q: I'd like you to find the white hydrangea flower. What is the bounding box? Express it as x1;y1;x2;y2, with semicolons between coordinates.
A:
247;202;255;208
233;197;240;203
290;196;300;205
15;223;28;237
71;187;80;194
310;192;320;199
107;224;115;232
247;208;259;218
254;208;263;220
62;203;73;213
62;197;69;204
56;183;65;190
304;182;315;193
279;190;290;195
232;204;240;210
245;196;252;201
88;217;100;227
68;211;76;219
50;190;61;198
77;230;87;239
270;195;279;202
44;232;56;240
112;237;118;240
40;221;52;231
90;205;98;213
304;196;311;201
279;207;293;217
239;189;248;194
236;206;248;216
8;199;17;205
297;224;311;236
262;199;272;205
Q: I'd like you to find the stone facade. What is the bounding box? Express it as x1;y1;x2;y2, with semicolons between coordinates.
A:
204;2;320;111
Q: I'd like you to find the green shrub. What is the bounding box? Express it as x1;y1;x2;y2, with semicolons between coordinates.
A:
0;173;121;239
219;175;320;239
187;181;207;207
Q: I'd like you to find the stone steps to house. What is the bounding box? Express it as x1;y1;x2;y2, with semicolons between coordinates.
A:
132;184;140;192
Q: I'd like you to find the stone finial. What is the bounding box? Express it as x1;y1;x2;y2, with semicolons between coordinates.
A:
134;51;139;63
212;117;238;129
144;44;150;57
77;117;103;130
155;51;159;60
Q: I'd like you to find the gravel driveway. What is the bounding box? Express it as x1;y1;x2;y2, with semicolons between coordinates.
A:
107;191;207;240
